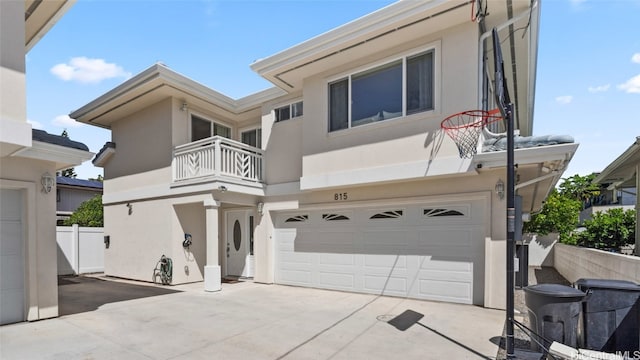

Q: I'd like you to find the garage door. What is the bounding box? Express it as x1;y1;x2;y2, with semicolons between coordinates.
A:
274;198;486;305
0;189;25;325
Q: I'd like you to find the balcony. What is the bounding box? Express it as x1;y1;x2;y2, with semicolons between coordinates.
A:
172;136;264;185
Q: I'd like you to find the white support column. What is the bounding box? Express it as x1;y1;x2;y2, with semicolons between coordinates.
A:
204;198;221;292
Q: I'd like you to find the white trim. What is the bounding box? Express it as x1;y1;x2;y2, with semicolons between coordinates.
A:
473;143;579;169
102;180;265;205
92;146;115;167
300;156;474;191
11;141;93;170
26;0;77;52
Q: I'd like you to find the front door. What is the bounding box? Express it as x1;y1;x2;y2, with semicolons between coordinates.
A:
225;210;248;277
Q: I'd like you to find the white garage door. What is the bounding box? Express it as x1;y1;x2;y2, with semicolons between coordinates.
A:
275;198;486;305
0;189;25;325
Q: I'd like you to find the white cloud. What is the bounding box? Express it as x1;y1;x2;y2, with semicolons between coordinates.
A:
52;115;83;128
555;95;573;104
27;119;43;129
587;84;610;93
618;74;640;93
50;57;131;84
632;53;640;64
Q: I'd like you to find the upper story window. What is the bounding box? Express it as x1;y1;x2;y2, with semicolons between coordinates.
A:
275;101;303;122
241;128;262;148
191;114;231;141
329;49;434;132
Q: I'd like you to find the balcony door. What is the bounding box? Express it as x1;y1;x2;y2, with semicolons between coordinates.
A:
241;128;262;148
191;114;231;141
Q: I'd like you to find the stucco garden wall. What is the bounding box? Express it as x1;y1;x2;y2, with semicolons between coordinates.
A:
554;243;640;284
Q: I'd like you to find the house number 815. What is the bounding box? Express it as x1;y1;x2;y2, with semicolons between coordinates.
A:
334;192;348;201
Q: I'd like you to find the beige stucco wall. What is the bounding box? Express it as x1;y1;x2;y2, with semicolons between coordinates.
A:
106;98;173;179
555;243;640;283
300;22;478;179
103;194;227;285
0;0;30;154
0;157;60;320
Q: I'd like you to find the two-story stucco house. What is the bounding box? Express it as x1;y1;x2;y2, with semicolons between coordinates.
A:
71;0;577;309
1;0;94;325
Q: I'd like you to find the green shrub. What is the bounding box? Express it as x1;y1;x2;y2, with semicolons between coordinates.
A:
576;208;636;251
64;195;103;227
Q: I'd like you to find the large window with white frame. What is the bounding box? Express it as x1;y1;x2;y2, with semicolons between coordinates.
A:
329;48;435;132
191;114;231;141
274;101;303;122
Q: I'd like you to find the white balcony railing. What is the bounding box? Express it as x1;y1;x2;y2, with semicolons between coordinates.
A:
172;136;264;183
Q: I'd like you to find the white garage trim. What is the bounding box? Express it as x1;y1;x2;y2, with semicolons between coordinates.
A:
273;192;490;305
0;179;38;322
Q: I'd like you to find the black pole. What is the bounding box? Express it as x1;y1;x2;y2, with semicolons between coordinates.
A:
505;102;515;359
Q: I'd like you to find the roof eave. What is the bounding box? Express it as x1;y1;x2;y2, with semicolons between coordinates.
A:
594;136;640;185
250;0;453;80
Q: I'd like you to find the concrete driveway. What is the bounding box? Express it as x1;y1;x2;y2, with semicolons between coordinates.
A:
0;276;505;359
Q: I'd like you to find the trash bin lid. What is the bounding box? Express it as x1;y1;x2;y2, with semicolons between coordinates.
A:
524;284;586;298
575;278;640;291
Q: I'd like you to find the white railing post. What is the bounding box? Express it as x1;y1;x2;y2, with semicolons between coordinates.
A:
214;137;222;177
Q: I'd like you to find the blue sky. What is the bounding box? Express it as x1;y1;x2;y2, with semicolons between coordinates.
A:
26;0;640;180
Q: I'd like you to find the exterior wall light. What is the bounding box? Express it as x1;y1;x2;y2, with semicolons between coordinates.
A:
257;202;264;215
181;102;188;111
41;172;54;193
218;185;227;192
495;179;505;200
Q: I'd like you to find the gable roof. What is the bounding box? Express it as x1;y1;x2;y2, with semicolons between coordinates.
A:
594;136;640;188
70;63;286;128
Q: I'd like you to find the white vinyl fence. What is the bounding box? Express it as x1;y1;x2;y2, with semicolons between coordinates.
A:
56;225;104;275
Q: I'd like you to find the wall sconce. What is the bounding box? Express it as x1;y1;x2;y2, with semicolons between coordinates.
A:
41;172;54;193
495;179;505;200
257;202;264;215
218;185;227;192
180;102;188;111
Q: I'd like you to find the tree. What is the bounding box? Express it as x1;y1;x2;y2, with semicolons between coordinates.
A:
57;129;77;178
64;195;103;227
558;174;600;209
523;189;582;244
89;174;104;182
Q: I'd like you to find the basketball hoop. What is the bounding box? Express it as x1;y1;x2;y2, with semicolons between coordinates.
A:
440;109;502;158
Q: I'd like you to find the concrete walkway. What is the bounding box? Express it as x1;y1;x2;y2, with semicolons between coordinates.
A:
1;276;505;360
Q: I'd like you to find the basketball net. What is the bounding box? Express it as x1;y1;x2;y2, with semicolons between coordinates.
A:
441;110;501;158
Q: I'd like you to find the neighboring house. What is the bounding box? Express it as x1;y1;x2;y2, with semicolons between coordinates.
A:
593;137;640;254
71;0;577;309
0;0;93;325
580;178;635;224
56;176;103;225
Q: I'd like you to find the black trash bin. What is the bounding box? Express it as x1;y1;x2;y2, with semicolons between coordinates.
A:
575;278;640;352
524;284;586;352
